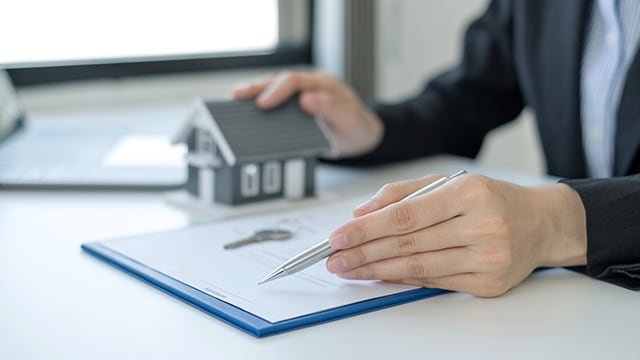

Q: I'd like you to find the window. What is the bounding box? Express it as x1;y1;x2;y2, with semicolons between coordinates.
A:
240;164;260;197
3;0;311;85
262;161;282;194
196;129;214;155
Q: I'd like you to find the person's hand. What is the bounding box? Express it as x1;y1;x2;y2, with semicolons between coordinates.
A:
233;70;384;158
325;174;588;297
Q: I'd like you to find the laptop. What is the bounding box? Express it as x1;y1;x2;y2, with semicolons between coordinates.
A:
0;70;187;189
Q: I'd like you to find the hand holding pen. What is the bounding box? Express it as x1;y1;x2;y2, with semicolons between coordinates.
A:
260;170;467;284
263;169;587;298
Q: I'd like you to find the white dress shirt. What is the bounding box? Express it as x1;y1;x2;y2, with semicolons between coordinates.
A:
581;0;640;178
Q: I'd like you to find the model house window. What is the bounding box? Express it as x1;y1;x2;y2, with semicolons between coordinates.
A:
196;129;214;155
262;161;282;194
5;0;311;85
240;164;260;197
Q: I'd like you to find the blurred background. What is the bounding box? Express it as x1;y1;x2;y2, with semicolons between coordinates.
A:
3;0;544;177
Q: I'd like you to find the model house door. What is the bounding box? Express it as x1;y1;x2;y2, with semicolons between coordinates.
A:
284;159;305;199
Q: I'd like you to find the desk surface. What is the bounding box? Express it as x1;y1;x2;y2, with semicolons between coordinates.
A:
1;155;638;360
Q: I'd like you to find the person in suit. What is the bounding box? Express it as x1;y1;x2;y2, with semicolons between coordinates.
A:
234;0;640;296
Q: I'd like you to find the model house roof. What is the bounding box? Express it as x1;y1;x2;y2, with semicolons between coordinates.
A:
179;98;331;166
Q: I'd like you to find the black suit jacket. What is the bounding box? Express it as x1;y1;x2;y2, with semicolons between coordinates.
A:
347;0;640;289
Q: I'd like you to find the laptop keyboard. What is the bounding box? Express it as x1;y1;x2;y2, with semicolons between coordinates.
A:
0;129;121;182
0;103;190;188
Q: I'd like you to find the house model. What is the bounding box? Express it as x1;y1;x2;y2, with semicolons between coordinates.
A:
173;98;331;205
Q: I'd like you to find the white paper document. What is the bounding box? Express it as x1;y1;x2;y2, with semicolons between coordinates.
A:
104;198;421;323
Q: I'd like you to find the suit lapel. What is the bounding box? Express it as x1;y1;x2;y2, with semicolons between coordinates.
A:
541;0;591;178
614;51;640;175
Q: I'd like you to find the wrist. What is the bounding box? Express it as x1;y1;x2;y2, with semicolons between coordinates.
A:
358;109;384;156
533;183;587;267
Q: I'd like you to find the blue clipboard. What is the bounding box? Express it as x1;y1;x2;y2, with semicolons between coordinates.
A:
82;241;448;337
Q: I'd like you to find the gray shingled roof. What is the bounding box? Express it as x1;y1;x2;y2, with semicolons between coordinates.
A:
204;98;331;164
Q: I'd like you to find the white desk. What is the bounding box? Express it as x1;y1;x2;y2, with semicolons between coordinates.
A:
1;155;638;359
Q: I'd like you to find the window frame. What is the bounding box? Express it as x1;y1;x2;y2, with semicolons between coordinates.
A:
7;0;313;87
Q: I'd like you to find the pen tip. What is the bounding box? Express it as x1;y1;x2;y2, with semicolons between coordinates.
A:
257;268;286;285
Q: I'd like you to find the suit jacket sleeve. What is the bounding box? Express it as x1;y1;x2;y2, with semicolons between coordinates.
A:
337;0;524;166
561;176;640;290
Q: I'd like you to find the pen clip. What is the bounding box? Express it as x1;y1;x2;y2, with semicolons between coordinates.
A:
404;169;467;201
447;169;468;180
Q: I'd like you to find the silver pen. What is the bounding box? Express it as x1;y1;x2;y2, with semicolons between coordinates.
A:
258;169;468;285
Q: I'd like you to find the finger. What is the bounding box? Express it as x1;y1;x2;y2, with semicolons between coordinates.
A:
256;71;336;109
336;247;476;281
326;215;468;273
393;273;511;298
330;175;464;250
231;76;274;99
353;175;444;217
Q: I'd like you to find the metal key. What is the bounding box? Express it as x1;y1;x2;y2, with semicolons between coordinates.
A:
224;228;293;250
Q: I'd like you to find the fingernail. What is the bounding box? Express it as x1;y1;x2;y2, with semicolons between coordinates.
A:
329;232;347;249
354;199;373;213
256;87;275;105
232;81;251;91
327;256;348;273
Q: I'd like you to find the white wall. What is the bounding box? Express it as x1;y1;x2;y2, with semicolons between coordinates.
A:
375;0;545;176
